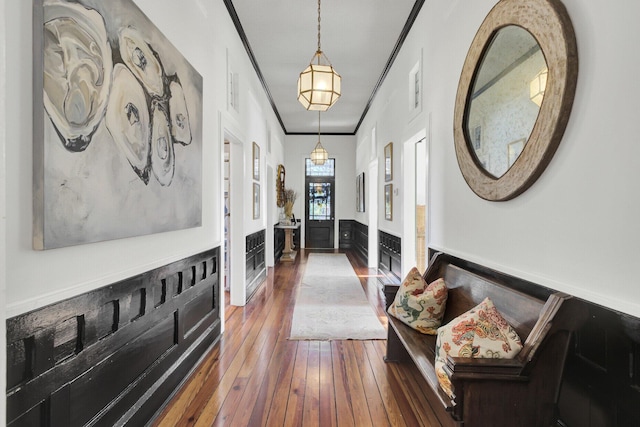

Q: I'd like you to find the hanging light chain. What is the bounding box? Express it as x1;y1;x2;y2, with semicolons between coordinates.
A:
317;0;322;53
318;111;321;140
297;0;341;111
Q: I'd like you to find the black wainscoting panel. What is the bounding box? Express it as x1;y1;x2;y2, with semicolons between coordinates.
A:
339;220;353;249
6;247;221;427
68;316;175;427
183;286;215;339
245;229;266;302
274;224;285;262
558;301;640;427
353;221;368;264
378;231;401;283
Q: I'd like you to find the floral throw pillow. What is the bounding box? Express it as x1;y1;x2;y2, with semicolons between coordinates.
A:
387;267;447;334
434;297;523;398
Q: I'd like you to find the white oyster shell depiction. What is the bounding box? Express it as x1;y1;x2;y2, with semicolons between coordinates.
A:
106;64;151;184
150;101;175;186
168;79;192;145
43;1;112;152
118;27;165;97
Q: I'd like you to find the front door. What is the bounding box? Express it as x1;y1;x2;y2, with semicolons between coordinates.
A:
304;159;335;249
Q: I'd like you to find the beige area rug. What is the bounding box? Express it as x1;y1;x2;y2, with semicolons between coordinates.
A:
289;253;387;340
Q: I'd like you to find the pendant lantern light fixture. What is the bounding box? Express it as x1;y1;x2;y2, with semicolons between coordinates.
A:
297;0;341;111
310;111;328;165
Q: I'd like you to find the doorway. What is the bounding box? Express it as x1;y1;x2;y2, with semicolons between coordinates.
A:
223;141;230;291
415;137;429;273
225;131;246;306
401;128;429;275
304;158;335;249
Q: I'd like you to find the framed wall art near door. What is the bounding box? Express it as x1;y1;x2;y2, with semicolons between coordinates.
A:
33;0;203;249
384;142;393;182
253;183;260;219
253;141;260;181
384;183;393;221
356;172;365;212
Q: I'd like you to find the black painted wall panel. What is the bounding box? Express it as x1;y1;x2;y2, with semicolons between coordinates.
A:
183;287;215;338
7;403;43;427
558;301;640;426
6;247;221;427
6;339;27;390
378;230;401;283
245;229;266;302
68;316;175;427
353;221;368;264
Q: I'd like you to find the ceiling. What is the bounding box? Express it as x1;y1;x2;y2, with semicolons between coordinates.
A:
224;0;424;135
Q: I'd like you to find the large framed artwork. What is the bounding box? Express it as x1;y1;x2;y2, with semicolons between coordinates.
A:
33;0;203;249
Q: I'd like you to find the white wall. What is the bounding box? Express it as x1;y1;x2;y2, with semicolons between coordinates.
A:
3;0;284;317
357;0;640;317
1;0;8;420
283;134;356;247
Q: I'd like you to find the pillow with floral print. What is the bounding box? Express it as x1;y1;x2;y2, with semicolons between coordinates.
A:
434;297;523;397
387;267;447;334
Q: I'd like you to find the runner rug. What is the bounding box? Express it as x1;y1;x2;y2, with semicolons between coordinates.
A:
289;253;387;340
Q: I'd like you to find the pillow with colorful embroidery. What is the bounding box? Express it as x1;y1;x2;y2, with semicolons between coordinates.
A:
434;297;523;398
387;267;447;334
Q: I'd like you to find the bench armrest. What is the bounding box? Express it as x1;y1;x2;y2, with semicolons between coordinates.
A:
444;356;529;422
383;284;400;310
445;356;526;379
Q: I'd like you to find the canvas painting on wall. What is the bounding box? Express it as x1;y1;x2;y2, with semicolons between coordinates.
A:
356;172;365;213
33;0;203;249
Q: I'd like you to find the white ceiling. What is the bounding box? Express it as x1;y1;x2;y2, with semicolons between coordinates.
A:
226;0;423;134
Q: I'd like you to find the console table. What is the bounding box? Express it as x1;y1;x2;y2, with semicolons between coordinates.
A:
275;223;300;262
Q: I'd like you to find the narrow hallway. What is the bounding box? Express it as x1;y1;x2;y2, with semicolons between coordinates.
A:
153;250;442;426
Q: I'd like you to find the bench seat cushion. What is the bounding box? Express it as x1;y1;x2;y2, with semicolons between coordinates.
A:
387;267;448;334
435;297;523;397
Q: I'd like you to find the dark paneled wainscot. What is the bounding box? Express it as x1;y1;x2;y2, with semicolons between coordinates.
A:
246;229;266;302
274;224;285;262
339;220;353;249
6;247;221;427
353;221;368;265
339;220;368;263
378;230;401;283
558;302;640;426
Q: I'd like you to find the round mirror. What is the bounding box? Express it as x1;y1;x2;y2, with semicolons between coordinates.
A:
454;0;578;201
467;25;547;179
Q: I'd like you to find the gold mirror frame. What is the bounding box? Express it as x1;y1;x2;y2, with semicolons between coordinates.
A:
453;0;578;201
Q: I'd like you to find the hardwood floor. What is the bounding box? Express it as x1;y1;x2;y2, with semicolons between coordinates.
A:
153;250;443;427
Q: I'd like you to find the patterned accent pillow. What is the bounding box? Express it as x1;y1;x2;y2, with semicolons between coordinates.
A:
387;267;447;334
435;297;523;398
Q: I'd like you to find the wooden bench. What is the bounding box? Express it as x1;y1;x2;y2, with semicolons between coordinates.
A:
384;252;587;427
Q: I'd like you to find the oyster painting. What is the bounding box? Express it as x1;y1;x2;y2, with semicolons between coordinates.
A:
33;0;203;249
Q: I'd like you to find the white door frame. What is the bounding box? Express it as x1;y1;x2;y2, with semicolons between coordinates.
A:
266;163;275;267
222;120;247;307
401;129;427;275
367;158;379;269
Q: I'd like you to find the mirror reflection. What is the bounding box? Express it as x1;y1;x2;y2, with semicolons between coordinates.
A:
466;25;548;178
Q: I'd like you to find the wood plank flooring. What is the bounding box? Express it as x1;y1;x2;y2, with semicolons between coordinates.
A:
152;250;443;427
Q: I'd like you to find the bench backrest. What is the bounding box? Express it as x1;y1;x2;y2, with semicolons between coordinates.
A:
424;253;547;343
